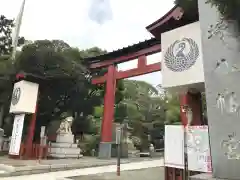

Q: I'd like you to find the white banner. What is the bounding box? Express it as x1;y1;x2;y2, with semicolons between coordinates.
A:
187;126;212;172
164;125;184;169
9;114;25;155
164;125;212;172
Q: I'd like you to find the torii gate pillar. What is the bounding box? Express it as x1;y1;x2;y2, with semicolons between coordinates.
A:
98;65;116;158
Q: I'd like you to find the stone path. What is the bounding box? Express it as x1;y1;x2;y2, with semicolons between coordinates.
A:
70;167;164;180
0;159;164;180
0;155;163;176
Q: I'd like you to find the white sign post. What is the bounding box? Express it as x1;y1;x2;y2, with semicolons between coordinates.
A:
164;125;212;173
116;127;121;145
9;114;25;155
116;126;122;176
9;80;39;156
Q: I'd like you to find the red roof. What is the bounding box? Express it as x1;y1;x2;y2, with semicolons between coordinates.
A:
146;5;199;39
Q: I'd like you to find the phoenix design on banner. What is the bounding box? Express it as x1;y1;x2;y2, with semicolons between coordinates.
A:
164;38;199;72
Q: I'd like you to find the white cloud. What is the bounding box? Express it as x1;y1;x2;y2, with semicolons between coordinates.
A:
0;0;174;85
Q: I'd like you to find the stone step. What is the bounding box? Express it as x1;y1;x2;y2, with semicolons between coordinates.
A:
56;134;74;143
49;147;81;155
51;143;78;148
48;153;83;159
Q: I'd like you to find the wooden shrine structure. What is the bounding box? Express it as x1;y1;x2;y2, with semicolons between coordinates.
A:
7;3;207;180
86;4;205;180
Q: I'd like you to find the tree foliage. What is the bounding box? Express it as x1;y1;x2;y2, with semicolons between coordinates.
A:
0;15;25;121
121;80;181;149
15;40;111;138
207;0;240;30
0;15;25;57
175;0;240;31
174;0;198;11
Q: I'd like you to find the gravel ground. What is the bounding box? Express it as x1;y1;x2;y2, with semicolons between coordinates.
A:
70;167;164;180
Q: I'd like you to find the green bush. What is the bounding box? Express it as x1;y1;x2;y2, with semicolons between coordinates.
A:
80;134;100;156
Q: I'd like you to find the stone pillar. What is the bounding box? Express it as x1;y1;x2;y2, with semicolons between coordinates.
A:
198;0;240;179
99;65;116;158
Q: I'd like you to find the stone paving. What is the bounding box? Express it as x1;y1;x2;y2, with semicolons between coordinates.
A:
0;156;163;177
70;167;164;180
0;159;164;180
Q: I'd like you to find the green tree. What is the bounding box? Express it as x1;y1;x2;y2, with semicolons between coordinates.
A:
0;15;25;57
14;40;105;139
120;80;181;149
0;15;25;131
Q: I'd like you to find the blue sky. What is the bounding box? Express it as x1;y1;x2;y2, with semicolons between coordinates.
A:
1;0;175;86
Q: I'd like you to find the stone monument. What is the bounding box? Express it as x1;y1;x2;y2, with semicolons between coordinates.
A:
110;123;128;158
126;134;139;157
196;0;240;179
48;116;83;158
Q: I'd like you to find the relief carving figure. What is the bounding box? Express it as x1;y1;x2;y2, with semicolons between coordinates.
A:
207;18;239;51
216;89;240;116
213;58;240;75
221;133;240;160
207;18;228;41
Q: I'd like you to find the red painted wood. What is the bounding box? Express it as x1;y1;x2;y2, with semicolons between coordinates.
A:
92;62;161;84
179;92;203;126
179;94;188;126
178;169;183;180
117;62;161;80
165;167;168;180
90;45;161;69
146;6;184;38
137;56;147;68
101;65;116;142
16;73;25;80
10;143;48;160
173;168;176;180
176;92;203;180
92;74;107;84
188;92;203;125
26;105;38;159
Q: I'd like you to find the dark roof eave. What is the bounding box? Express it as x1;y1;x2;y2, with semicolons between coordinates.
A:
146;5;199;38
146;5;183;32
84;38;161;64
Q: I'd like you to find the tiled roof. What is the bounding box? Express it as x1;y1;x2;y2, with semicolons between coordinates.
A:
84;38;161;64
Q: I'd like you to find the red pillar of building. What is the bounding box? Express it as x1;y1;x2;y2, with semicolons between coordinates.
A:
25;105;38;159
99;65;116;158
179;92;203;126
170;91;203;180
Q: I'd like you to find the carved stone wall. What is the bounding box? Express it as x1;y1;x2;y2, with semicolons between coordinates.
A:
198;0;240;179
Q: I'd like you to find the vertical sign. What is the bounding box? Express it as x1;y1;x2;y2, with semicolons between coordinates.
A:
164;125;211;172
116;127;121;145
9;114;25;155
40;126;45;138
187;126;212;172
164;125;184;169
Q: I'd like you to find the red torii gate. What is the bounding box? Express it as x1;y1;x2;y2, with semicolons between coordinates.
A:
87;5;204;180
86;38;162;158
